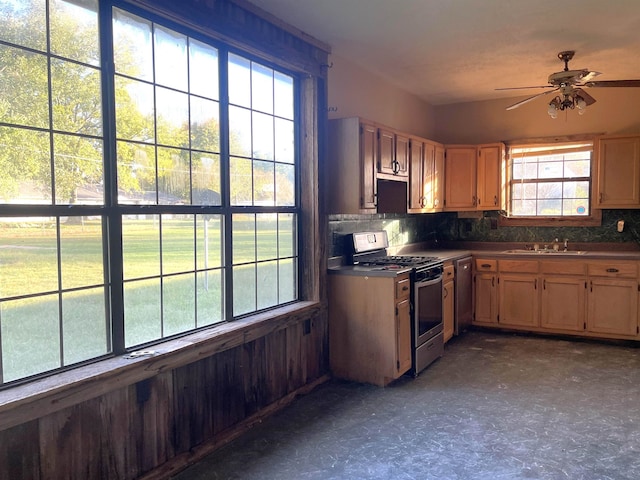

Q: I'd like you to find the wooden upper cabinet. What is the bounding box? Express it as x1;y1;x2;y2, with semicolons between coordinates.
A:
378;128;408;177
327;117;378;214
409;138;444;213
444;146;477;210
595;135;640;208
408;137;425;210
477;143;503;210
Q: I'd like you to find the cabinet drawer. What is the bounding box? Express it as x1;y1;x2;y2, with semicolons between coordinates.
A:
588;262;638;278
443;263;455;280
475;259;497;272
396;275;411;300
540;260;586;276
499;259;539;273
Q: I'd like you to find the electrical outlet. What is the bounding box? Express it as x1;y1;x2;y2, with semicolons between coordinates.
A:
617;220;625;233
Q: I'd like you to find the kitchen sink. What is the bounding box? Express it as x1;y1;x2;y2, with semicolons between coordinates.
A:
501;249;587;255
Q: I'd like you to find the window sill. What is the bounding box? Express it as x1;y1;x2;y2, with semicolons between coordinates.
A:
0;301;322;433
497;209;602;227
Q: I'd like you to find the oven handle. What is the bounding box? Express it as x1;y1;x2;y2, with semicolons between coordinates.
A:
414;274;443;287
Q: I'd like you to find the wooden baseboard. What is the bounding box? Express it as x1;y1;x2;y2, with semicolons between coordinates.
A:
137;373;332;480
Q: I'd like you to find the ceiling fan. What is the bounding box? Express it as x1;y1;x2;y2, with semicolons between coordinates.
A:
497;50;640;116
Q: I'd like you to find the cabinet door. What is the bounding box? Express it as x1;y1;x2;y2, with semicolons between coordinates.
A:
473;273;497;324
595;136;640;208
499;274;539;327
360;122;378;209
587;278;638;336
443;279;455;342
433;144;445;210
396;298;412;374
378;127;395;175
395;134;409;176
408;138;424;210
477;143;502;210
540;276;586;331
444;146;477;210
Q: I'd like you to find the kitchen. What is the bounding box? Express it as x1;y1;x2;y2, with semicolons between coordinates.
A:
3;1;640;479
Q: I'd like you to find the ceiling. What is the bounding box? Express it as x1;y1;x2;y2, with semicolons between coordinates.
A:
244;0;640;106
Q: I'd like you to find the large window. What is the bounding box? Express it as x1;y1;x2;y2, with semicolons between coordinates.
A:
0;0;299;386
507;142;593;218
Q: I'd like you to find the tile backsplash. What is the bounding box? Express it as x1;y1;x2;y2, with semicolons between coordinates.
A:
328;209;640;257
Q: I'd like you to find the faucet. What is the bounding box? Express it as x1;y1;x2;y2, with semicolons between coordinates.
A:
563;238;569;252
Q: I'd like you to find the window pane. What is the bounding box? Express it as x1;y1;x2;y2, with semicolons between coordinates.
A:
161;215;194;275
189;39;219;100
278;258;296;303
230;157;253;205
563;199;589;216
163;273;195;336
233;264;255;316
278;213;296;257
190;97;220;152
197;270;224;326
192;153;221;205
54;134;104;205
228;53;251;108
538;182;562;199
254;160;275;206
512;199;536;216
117;141;156;204
538;199;561;216
275;118;294;164
1;295;60;382
0;126;51;204
197;214;223;269
0;0;46;51
122;216;160;280
256;213;278;261
156;87;189;148
60;218;104;289
0;45;49;129
157;147;190;204
275;163;295;206
229;106;252;157
154;26;188;91
0;218;58;298
257;260;278;309
115;77;155;142
565;159;590;177
563;181;590;199
62;288;108;365
252;63;273;114
538;161;563;179
274;71;294;120
50;0;99;66
113;8;153;80
233;214;255;264
124;278;161;347
252;112;274;160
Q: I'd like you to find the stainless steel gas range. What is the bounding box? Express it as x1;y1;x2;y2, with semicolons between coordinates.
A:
345;231;445;376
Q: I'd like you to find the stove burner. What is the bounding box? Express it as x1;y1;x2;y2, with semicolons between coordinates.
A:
358;255;440;268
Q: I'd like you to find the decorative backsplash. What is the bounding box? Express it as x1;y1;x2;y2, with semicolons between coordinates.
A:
328;210;640;257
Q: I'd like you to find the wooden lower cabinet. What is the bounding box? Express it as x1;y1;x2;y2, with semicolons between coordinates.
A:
328;272;412;386
540;276;586;331
498;274;539;328
443;263;455;342
587;277;638;336
473;273;498;325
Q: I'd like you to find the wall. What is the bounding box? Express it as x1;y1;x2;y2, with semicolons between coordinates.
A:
433;89;640;144
327;53;437;139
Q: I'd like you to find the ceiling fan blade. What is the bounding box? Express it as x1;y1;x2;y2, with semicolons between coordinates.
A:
574;88;596;106
579;70;601;83
505;88;559;111
584;79;640;88
495;86;551;91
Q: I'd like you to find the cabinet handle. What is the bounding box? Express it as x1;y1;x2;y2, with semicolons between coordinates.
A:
492;277;495;287
443;287;449;298
599;192;603;203
493;195;498;205
590;280;593;292
481;263;491;268
402;285;409;291
434;198;439;207
472;195;477;206
463;265;469;270
543;279;546;290
477;197;481;205
606;268;619;273
535;279;537;290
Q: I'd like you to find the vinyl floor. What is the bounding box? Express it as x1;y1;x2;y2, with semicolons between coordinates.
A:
172;330;640;480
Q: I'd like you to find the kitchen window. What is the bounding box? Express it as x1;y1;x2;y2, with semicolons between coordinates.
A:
501;140;600;226
0;0;301;387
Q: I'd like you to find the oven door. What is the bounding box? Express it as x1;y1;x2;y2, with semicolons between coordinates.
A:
414;274;443;346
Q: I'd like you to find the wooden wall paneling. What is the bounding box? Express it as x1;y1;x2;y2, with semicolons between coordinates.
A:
132;372;175;475
39;389;133;479
306;312;328;381
286;321;306;392
213;346;246;435
264;328;288;405
242;336;268;417
0;420;40;479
